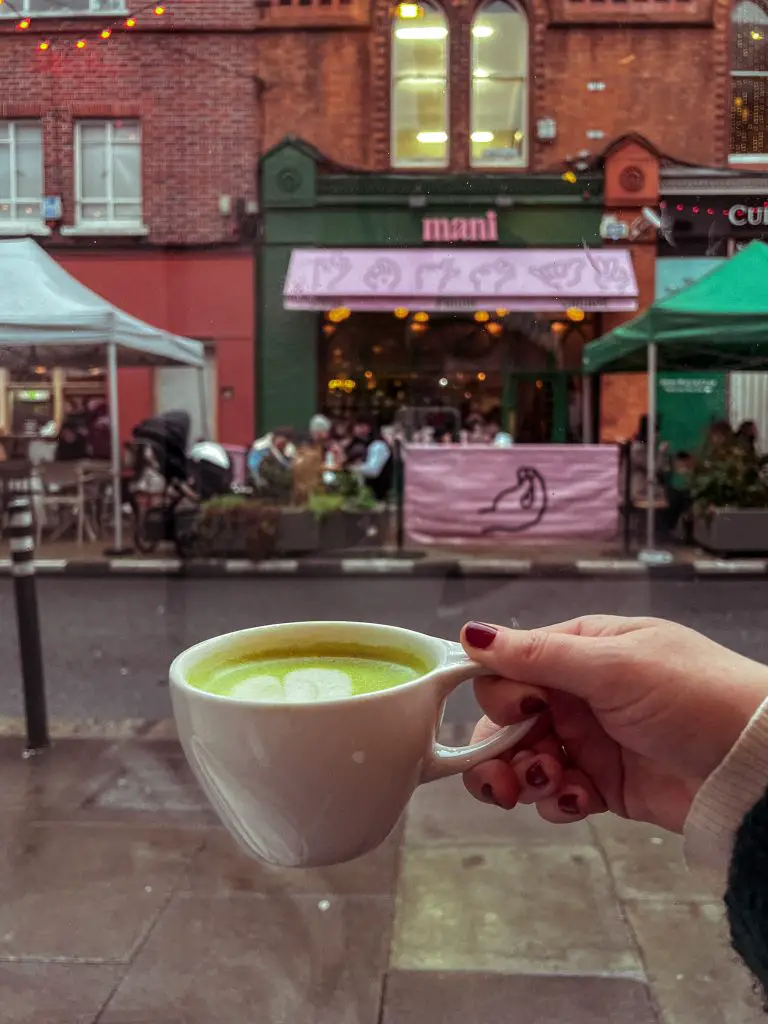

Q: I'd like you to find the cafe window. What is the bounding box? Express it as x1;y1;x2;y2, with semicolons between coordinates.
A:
730;0;768;162
391;0;449;168
470;0;528;168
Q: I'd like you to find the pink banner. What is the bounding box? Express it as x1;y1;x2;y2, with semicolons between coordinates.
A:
403;444;620;544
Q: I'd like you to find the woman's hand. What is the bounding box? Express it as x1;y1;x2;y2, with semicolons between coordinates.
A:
461;616;768;833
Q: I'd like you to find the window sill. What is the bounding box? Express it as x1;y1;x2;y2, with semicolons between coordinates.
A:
0;9;127;17
728;154;768;166
60;223;149;237
0;223;52;237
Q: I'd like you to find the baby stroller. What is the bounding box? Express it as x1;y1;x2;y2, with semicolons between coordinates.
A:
129;410;233;556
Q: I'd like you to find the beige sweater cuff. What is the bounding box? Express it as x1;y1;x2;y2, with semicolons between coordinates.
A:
684;696;768;876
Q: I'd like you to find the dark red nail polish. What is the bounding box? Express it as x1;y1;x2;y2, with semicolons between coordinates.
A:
526;762;548;788
558;793;581;816
520;696;549;716
465;622;497;649
481;783;499;806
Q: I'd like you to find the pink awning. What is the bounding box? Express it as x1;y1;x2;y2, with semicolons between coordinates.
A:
283;247;638;314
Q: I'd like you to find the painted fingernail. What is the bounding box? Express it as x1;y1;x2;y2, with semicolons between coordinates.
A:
558;793;581;816
520;696;549;716
525;761;548;788
481;783;499;806
465;622;498;649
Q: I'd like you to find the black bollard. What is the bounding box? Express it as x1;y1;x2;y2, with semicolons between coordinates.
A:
8;497;49;754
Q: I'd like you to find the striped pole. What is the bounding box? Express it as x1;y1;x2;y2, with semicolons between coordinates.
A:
8;498;49;753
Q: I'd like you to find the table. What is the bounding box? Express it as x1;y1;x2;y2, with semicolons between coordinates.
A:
401;443;620;545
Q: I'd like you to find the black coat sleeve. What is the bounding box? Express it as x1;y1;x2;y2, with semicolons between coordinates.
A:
726;785;768;996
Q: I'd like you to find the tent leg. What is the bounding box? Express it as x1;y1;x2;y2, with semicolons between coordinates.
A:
582;375;593;444
105;342;130;556
638;341;671;565
645;341;657;551
197;365;209;440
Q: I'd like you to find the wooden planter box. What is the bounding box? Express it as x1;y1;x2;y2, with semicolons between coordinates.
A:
193;506;279;560
276;507;388;554
276;508;320;555
693;508;768;556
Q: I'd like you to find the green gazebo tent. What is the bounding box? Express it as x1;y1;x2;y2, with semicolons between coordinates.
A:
582;241;768;553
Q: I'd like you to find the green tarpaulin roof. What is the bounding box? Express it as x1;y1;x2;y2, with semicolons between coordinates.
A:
583;241;768;374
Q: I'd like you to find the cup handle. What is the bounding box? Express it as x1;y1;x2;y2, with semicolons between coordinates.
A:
420;656;539;784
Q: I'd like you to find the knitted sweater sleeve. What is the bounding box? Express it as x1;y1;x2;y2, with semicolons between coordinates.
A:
684;697;768;874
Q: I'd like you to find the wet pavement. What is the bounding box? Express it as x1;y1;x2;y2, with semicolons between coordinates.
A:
0;729;761;1024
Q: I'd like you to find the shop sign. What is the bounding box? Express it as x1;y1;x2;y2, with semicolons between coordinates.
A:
422;210;498;244
727;203;768;227
665;197;768;237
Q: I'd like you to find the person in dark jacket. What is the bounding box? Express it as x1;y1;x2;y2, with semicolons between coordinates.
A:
344;416;393;502
457;614;768;996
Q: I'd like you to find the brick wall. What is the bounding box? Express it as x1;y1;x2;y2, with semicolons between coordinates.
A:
0;0;733;247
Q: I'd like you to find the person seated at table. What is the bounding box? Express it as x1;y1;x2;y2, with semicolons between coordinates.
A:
56;398;89;461
252;427;295;502
735;419;759;457
665;451;694;542
345;417;393;501
629;414;668;505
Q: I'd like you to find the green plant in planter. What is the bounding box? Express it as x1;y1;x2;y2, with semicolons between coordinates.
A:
195;495;279;559
307;472;377;520
690;443;768;520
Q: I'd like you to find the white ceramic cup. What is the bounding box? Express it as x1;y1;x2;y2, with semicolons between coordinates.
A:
170;620;537;868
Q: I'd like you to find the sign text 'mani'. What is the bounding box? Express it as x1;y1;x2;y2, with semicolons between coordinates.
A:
422;210;498;244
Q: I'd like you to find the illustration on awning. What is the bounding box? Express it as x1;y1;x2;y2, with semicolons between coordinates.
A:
283;247;639;313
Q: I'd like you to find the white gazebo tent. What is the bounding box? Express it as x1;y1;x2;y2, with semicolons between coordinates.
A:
0;238;206;553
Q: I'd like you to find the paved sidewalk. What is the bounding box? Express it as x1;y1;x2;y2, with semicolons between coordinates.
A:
0;727;761;1024
2;538;766;579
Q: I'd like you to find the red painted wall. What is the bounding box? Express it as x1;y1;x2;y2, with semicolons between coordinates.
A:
55;249;254;445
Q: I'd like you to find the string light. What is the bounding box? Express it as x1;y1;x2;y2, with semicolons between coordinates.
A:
22;0;173;53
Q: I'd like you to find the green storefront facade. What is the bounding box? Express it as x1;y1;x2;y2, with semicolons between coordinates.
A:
256;138;607;436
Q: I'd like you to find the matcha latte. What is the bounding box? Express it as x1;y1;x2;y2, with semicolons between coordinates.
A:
188;642;427;702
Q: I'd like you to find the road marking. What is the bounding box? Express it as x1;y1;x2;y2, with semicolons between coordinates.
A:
576;559;648;573
341;558;415;573
694;559;767;574
109;558;182;572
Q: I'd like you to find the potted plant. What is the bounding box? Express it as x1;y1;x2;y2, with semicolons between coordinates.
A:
309;473;387;551
192;495;279;559
691;443;768;555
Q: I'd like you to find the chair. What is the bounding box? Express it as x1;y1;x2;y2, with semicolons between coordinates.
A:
35;461;95;546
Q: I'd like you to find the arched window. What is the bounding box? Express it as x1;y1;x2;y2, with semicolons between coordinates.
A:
391;1;449;168
731;0;768;161
470;0;528;168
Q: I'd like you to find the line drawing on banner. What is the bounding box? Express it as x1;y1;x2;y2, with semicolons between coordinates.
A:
312;253;352;291
415;258;460;293
363;257;401;292
477;467;548;534
469;258;517;294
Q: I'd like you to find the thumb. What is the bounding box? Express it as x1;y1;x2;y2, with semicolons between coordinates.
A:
461;621;611;702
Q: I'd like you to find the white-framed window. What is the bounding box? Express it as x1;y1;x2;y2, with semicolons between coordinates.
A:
730;0;768;162
471;0;528;168
391;0;449;168
73;120;143;229
0;121;44;226
0;0;125;18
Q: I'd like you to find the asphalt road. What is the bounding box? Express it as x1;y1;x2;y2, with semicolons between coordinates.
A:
1;575;767;723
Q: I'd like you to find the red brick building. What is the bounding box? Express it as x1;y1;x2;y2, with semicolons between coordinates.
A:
0;0;764;441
